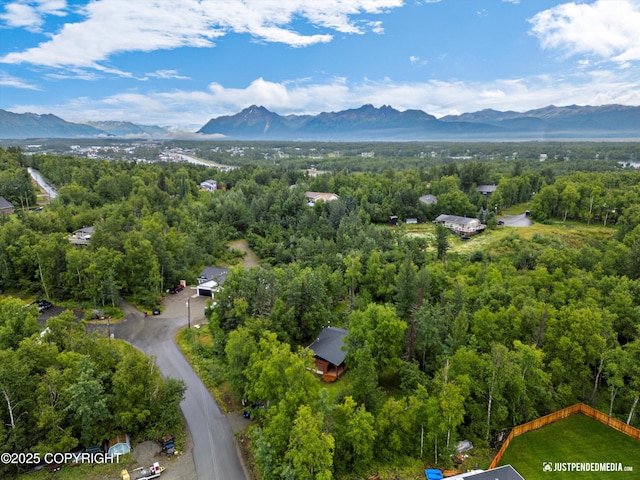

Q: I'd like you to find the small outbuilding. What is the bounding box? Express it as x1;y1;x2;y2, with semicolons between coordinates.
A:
308;327;348;382
105;433;131;457
476;185;497;196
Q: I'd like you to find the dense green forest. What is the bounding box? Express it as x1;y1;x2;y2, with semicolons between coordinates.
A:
1;145;640;479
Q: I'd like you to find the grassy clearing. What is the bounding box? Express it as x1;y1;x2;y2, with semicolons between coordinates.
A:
498;414;640;480
406;219;616;257
175;326;238;413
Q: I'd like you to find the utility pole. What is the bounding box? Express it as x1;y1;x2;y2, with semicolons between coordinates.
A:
186;297;191;328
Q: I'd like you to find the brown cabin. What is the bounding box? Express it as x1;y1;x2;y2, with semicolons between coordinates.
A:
308;327;348;382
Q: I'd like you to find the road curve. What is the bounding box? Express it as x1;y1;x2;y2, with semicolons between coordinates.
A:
100;292;247;480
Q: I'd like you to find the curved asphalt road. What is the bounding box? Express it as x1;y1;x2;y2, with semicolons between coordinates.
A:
94;291;247;480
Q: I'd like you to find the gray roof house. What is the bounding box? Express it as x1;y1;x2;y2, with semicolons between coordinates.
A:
419;194;438;205
308;327;348;382
200;179;218;192
476;184;497;196
69;226;94;245
434;214;486;235
444;465;524;480
0;196;14;215
196;266;229;297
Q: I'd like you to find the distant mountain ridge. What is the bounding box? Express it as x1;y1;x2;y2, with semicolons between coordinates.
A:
198;104;640;141
0;110;169;139
1;104;638;140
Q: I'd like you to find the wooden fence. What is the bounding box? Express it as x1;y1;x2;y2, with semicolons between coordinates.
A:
489;403;640;469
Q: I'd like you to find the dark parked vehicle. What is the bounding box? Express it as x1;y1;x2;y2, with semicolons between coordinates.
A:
168;284;185;294
242;403;265;419
152;307;161;315
36;299;53;311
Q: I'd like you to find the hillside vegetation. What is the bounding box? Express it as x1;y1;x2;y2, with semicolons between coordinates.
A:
0;145;639;479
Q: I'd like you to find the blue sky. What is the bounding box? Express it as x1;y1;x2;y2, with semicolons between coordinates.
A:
1;0;639;129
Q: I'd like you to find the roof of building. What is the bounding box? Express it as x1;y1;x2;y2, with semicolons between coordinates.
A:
419;194;438;204
0;196;14;209
476;184;497;194
306;191;338;202
73;226;95;235
308;327;348;366
198;266;229;284
445;465;524;480
435;214;480;225
200;179;217;185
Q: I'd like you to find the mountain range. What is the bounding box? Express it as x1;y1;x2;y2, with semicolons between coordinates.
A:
0;110;170;139
1;104;638;140
197;104;640;141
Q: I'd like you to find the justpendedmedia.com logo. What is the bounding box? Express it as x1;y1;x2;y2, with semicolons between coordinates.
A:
543;461;634;473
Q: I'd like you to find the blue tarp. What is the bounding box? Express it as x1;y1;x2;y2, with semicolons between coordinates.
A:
426;468;443;480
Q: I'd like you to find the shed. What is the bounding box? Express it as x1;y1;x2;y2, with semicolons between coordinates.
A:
308;327;348;382
105;433;130;457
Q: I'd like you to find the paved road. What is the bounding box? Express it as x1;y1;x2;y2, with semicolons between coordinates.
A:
27;167;58;200
92;290;248;480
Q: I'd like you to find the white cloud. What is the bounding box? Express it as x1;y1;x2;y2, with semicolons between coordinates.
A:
0;71;40;90
0;0;66;32
530;0;640;63
145;70;190;80
1;0;402;70
9;69;639;128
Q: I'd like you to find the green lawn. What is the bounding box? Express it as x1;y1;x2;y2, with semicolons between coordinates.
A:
498;414;640;480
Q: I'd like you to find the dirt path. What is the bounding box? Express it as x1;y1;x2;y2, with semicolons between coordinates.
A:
228;239;259;269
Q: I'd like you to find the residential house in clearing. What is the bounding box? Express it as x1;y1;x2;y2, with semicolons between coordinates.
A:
200;179;218;192
69;226;94;245
476;184;497;196
305;191;338;206
308;327;348;382
434;214;485;235
0;196;14;215
196;266;229;297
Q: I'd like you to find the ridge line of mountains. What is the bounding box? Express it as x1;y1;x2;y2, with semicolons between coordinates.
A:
1;104;639;140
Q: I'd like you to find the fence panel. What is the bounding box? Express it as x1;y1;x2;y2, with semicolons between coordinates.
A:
488;403;640;469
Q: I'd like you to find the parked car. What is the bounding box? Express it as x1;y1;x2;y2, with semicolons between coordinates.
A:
36;299;53;311
168;284;185;294
242;403;265;419
152;307;161;315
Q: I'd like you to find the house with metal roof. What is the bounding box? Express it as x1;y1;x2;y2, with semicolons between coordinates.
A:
443;465;524;480
69;226;94;245
0;196;14;215
476;184;497;196
308;327;348;382
434;214;486;235
200;179;218;192
419;194;438;205
196;266;229;297
305;191;339;205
